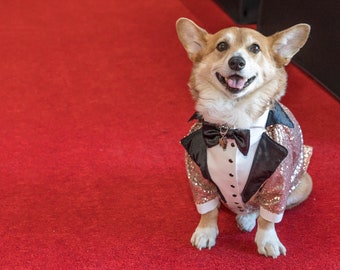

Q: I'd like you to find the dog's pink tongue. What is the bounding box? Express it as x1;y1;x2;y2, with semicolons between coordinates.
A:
227;76;246;89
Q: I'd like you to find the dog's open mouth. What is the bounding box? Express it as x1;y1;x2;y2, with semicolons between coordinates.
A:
216;72;256;94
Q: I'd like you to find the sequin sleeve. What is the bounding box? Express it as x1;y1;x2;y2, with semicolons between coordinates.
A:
257;104;312;221
184;123;219;211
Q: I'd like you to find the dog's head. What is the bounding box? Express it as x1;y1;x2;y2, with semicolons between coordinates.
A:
176;18;310;124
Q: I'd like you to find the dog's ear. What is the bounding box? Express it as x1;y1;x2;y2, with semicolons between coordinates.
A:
271;24;311;66
176;18;208;61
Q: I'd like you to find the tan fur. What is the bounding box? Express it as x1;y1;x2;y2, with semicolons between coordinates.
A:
286;173;313;209
176;18;310;128
196;207;219;230
176;18;311;258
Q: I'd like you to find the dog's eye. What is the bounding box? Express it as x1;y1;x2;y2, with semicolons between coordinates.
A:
249;43;261;54
216;41;229;52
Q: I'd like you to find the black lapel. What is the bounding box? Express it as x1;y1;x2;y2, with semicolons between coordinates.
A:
266;102;294;128
181;129;210;180
241;133;288;203
181;129;227;203
241;102;293;203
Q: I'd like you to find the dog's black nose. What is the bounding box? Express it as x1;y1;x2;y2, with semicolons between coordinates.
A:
228;56;246;71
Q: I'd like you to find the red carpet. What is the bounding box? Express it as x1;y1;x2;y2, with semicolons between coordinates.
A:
0;1;339;269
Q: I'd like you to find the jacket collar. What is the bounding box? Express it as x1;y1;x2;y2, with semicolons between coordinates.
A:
266;102;294;128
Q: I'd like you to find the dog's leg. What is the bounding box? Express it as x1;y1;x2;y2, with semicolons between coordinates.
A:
286;173;312;209
191;207;219;250
255;216;286;258
236;211;259;232
254;173;312;258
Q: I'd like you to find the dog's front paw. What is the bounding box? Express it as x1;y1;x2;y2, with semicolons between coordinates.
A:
255;227;286;259
191;226;219;250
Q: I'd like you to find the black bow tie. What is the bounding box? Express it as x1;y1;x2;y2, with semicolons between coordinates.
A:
202;121;250;156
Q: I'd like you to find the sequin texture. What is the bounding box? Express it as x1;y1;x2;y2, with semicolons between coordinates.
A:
183;103;312;217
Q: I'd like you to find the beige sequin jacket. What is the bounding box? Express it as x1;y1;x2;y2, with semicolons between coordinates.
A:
181;102;312;217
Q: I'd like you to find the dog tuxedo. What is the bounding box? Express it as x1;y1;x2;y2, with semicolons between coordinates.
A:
181;102;312;223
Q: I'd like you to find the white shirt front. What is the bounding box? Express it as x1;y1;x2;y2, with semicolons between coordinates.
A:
196;110;269;215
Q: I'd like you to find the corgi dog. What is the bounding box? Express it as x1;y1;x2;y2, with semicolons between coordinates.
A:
176;18;312;258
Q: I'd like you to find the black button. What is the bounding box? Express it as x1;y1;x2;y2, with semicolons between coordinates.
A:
232;194;237;197
228;159;233;163
229;173;234;177
231;142;235;147
230;185;235;188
